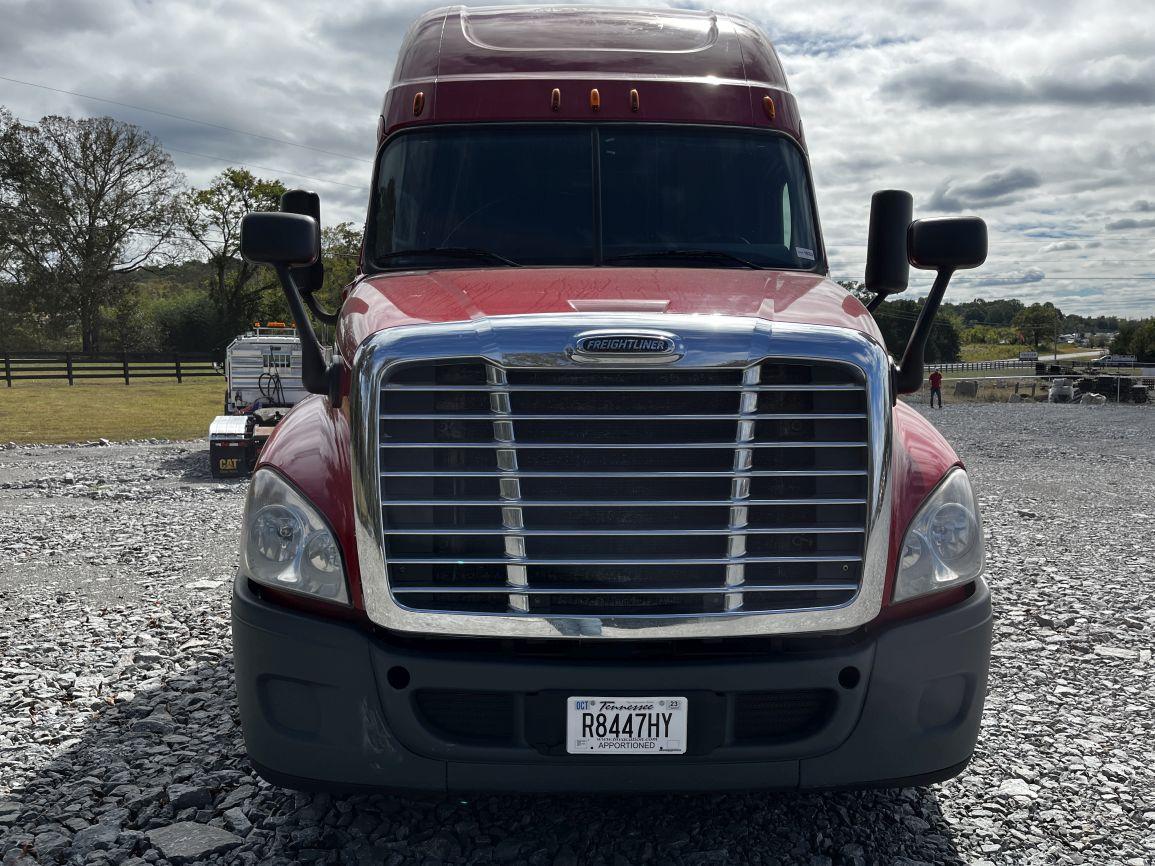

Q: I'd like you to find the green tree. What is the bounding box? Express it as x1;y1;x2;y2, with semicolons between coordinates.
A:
320;221;362;307
837;281;961;362
184;168;286;340
0;110;184;351
1011;302;1064;348
960;323;1014;345
105;287;162;352
1131;321;1155;362
872;299;961;363
1063;312;1121;334
151;291;234;353
1111;319;1155;361
1110;320;1138;355
944;297;1024;327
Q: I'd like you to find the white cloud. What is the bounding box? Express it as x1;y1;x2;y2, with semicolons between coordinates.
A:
971;267;1047;287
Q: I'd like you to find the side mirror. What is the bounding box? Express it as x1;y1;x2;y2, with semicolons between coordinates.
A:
908;217;988;271
239;211;334;402
894;215;989;395
864;189;913;304
239;212;319;267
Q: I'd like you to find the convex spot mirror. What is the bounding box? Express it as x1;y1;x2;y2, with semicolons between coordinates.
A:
908;217;987;271
240;212;320;267
281;190;324;295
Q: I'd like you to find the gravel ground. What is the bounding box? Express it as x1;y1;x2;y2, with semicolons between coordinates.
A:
1;403;1153;865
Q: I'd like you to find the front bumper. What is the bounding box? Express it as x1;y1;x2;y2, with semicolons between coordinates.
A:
232;577;991;793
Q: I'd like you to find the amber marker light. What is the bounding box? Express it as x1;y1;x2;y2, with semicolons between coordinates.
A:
630;88;640;112
590;88;600;112
551;88;561;111
413;91;425;116
763;95;776;120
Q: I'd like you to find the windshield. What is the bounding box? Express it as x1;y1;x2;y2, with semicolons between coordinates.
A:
368;125;820;271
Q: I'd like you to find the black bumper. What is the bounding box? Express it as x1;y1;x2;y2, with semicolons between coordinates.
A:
232;577;991;793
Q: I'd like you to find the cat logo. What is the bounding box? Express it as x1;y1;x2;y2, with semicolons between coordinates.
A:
218;457;240;472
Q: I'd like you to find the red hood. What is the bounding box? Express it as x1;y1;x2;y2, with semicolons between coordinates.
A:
337;267;882;364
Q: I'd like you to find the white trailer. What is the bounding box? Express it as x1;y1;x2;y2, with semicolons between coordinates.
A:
208;326;311;478
221;326;309;413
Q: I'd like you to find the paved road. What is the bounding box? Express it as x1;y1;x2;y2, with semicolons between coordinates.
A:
987;350;1105;362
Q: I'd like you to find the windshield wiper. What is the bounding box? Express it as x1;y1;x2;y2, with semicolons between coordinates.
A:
376;247;522;267
603;249;762;269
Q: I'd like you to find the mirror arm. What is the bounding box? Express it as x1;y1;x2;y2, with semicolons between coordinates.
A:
894;267;954;395
865;293;886;314
273;263;341;405
300;289;339;326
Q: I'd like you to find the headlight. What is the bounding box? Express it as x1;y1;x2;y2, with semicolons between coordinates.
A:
240;469;349;604
893;468;984;602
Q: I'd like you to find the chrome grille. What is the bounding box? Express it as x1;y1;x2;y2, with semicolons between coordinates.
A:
376;359;869;618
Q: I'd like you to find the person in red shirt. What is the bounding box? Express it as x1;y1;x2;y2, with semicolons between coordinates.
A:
929;369;944;408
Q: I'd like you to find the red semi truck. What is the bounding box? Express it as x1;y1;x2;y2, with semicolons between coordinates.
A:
231;6;992;792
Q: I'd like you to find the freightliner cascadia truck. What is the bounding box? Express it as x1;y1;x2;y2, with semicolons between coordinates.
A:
231;6;992;792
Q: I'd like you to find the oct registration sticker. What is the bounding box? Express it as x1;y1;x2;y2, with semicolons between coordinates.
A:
566;696;688;754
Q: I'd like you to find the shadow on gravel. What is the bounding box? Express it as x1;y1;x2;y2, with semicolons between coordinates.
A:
157;448;250;490
2;660;964;866
155;448;219;483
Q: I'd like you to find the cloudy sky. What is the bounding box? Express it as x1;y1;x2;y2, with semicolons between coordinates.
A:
3;0;1154;317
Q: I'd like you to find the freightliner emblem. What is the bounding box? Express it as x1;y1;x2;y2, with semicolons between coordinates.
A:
572;331;679;362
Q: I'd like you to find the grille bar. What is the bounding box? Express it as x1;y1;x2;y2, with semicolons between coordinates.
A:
383;383;865;392
379;412;866;421
387;526;865;536
487;365;529;612
380;441;868;449
388;554;862;565
380;497;867;507
393;582;860;595
381;469;868;478
726;365;761;612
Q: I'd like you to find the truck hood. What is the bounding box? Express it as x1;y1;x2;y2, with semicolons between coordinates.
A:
338;267;883;365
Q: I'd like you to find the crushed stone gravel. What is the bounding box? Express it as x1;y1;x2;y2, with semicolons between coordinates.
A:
1;403;1154;865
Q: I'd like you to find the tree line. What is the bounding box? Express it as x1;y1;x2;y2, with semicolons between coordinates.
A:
842;285;1155;363
945;299;1154;361
1111;319;1155;362
0;110;358;355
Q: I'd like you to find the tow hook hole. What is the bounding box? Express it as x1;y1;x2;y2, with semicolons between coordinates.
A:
838;666;860;689
387;666;411;690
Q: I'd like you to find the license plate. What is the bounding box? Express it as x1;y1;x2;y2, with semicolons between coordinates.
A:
566;696;687;754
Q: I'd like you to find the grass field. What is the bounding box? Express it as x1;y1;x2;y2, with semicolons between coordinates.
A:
0;377;222;444
959;342;1086;362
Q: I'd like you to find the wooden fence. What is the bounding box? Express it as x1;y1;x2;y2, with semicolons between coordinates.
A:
2;352;220;386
